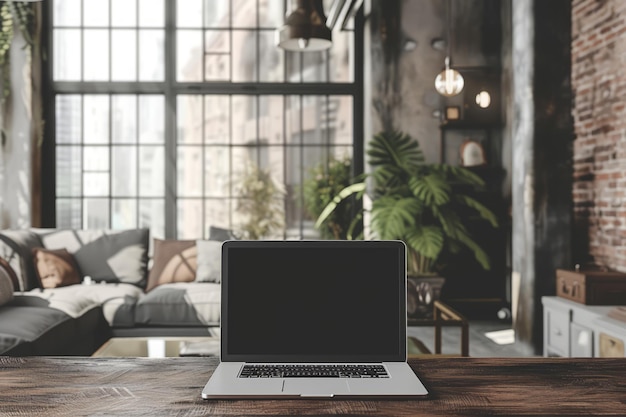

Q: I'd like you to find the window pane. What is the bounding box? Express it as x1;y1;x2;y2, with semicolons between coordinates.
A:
139;0;164;27
204;0;229;28
84;0;109;27
302;51;326;82
259;0;283;28
177;199;203;239
112;146;137;196
54;0;81;26
56;199;82;229
329;30;354;83
333;96;353;144
139;146;164;197
84;199;110;228
177;95;203;144
140;199;165;239
84;146;109;171
204;95;229;144
205;30;229;53
285;95;301;146
259;30;283;82
54;29;81;81
84;30;110;81
205;199;233;237
231;95;257;145
112;0;136;27
177;147;203;197
139;30;165;81
84;173;109;196
205;146;230;197
84;95;109;144
177;0;202;28
56;146;81;196
231;31;257;82
177;30;203;82
259;96;283;144
204;54;230;81
112;199;137;229
56;95;82;144
232;0;256;28
112;95;137;143
285;51;300;83
112;30;137;81
138;96;164;143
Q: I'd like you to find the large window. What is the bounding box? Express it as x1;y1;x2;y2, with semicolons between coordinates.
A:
48;0;360;239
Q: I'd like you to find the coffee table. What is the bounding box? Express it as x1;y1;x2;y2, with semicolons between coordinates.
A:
92;337;220;358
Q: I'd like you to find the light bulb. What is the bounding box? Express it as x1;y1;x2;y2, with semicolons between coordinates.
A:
435;67;464;97
297;38;309;49
475;91;491;108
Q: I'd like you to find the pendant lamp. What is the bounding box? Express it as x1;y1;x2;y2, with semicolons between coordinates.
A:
277;0;332;52
434;0;464;97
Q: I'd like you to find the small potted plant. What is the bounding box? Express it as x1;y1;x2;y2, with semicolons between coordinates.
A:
236;163;285;240
302;156;363;240
317;131;498;317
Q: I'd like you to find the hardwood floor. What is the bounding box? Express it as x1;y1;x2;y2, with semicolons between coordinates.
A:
408;320;536;357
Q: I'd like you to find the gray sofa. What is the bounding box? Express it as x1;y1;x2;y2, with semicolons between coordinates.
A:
0;228;222;356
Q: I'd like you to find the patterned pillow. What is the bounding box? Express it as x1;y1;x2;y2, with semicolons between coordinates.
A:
32;247;82;289
37;229;150;288
146;239;197;292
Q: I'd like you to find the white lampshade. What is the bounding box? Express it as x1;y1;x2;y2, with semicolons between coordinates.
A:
276;0;332;52
435;57;464;97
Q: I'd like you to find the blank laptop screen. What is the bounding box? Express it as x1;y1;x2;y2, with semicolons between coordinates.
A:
221;240;406;362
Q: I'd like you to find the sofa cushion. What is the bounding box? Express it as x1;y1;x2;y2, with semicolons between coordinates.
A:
32;248;82;289
195;240;222;283
18;283;143;327
134;282;220;327
0;230;43;291
0;257;19;291
36;229;150;288
0;264;14;306
146;239;197;292
0;304;71;343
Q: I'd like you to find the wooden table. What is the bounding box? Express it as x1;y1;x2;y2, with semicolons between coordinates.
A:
1;356;625;416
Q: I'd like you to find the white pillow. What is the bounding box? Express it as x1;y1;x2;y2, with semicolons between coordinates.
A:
0;267;14;306
195;240;222;283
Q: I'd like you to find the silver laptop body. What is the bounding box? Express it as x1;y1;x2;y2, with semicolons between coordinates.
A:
202;240;428;399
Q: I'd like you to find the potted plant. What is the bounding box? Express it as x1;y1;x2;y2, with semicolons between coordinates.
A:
302;156;363;240
236;163;285;240
317;131;498;317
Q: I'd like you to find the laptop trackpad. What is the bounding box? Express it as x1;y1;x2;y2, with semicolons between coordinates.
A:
282;379;350;396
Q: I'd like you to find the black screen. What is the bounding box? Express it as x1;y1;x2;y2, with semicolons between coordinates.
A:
222;241;405;362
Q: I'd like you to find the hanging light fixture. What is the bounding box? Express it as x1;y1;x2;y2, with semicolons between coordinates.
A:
276;0;332;52
434;0;464;97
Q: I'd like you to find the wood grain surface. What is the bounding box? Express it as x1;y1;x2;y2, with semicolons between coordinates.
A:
1;356;625;416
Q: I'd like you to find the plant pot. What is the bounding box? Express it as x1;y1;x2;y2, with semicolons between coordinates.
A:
407;275;446;319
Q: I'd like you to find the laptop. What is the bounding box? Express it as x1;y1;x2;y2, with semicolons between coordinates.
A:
201;240;429;399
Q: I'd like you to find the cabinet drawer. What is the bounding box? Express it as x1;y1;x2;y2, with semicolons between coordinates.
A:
546;309;569;356
599;333;625;357
570;322;593;357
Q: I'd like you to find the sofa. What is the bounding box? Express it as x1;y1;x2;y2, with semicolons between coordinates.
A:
0;228;224;356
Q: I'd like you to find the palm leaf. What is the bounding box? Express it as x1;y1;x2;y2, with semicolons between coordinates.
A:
371;196;421;240
368;131;424;172
455;229;491;270
408;174;451;206
314;182;366;230
433;164;485;187
405;226;444;260
457;195;499;227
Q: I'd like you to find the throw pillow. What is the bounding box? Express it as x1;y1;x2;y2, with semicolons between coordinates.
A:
0;230;43;291
0;257;19;291
32;248;82;289
195;240;222;283
37;228;150;288
146;239;197;292
0;264;14;306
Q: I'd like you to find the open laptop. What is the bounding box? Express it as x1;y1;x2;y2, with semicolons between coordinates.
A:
202;240;429;399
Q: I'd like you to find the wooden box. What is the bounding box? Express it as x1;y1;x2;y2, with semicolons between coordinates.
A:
556;268;626;305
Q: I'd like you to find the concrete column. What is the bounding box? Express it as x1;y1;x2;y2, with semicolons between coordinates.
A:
511;0;573;354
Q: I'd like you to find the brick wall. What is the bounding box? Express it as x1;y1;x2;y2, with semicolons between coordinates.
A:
572;0;626;270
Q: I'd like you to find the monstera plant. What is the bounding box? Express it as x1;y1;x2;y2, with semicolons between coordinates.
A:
317;131;498;315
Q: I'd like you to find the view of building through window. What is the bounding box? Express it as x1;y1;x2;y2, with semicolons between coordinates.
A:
52;0;358;239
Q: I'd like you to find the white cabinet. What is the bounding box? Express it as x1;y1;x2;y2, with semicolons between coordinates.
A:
542;296;625;357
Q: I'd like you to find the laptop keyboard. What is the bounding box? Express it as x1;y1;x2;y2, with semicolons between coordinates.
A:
238;364;389;378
